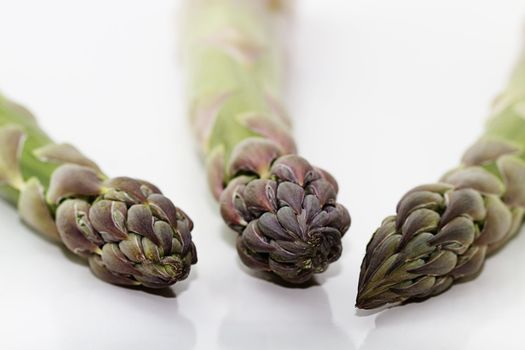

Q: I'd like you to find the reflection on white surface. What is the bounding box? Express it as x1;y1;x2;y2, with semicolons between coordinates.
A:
55;292;197;350
218;278;353;350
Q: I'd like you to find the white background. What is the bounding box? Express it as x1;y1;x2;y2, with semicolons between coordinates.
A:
1;0;525;349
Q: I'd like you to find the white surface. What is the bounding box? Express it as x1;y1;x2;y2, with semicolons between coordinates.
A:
1;0;525;349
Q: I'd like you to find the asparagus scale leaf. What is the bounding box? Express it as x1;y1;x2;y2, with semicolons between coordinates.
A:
356;52;525;309
182;0;350;283
0;95;197;288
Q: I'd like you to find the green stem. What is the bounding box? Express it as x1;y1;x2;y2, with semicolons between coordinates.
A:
484;55;525;157
0;185;19;205
0;96;60;204
183;0;286;168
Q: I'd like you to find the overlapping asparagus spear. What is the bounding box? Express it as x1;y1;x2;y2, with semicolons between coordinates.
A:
182;0;350;284
356;51;525;309
0;95;197;288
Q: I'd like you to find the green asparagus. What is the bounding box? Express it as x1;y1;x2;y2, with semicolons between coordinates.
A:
356;51;525;309
182;0;350;284
0;94;197;288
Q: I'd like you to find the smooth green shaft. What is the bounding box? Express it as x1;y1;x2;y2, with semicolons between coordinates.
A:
484;54;525;156
0;96;58;204
183;0;286;162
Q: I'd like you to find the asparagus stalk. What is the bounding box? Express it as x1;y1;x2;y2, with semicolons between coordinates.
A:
0;94;197;288
356;52;525;309
182;0;350;284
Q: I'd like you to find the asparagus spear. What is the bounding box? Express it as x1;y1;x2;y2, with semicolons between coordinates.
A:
356;51;525;309
182;0;350;284
0;94;197;288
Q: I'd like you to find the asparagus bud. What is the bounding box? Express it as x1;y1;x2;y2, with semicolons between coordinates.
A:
356;51;525;309
0;95;197;288
182;0;350;283
221;142;350;283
